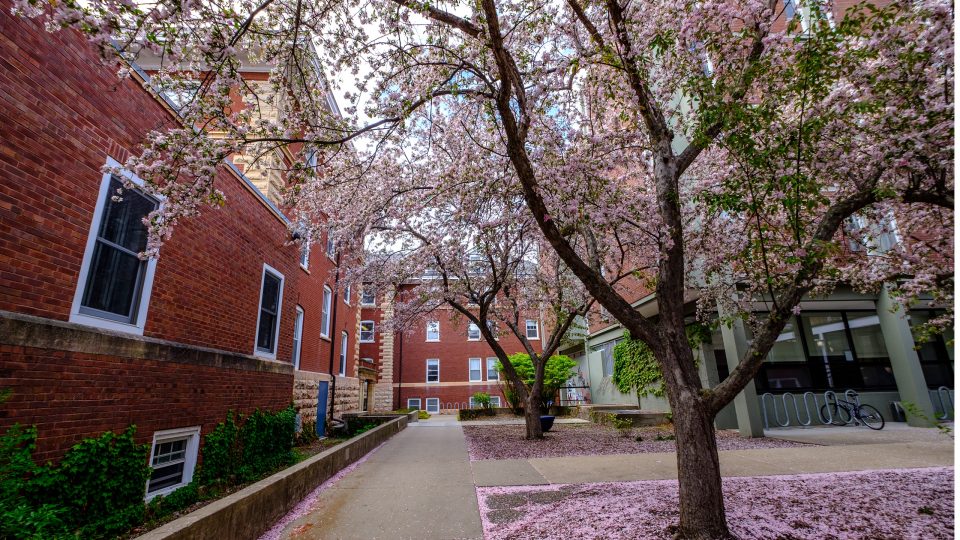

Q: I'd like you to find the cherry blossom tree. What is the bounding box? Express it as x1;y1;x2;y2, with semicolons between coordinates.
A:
16;0;953;536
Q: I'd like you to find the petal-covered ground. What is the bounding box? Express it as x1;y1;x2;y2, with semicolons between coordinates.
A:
463;423;812;461
477;467;954;539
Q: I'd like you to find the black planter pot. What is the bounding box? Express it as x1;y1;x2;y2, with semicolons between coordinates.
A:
540;415;556;432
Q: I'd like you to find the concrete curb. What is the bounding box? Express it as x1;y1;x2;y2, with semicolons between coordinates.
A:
135;415;410;540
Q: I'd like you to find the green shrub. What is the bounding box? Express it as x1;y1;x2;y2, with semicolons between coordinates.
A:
197;412;241;486
237;406;297;482
496;354;576;409
0;424;150;540
417;411;430;420
471;392;493;413
146;481;199;521
296;422;320;446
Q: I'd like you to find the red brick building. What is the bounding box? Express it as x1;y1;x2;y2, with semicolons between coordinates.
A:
0;3;368;499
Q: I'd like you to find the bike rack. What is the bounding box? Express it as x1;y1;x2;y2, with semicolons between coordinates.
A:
760;389;849;428
933;386;954;420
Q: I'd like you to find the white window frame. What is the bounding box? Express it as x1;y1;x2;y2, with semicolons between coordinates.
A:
145;426;200;500
70;157;161;335
253;263;285;360
486;358;499;381
525;319;540;340
467;323;481;341
343;283;351;304
320;286;332;339
360;287;376;306
299;242;310;271
426;359;440;383
426;321;440;342
490;396;501;408
339;331;348;375
325;233;336;260
468;358;483;382
425;397;440;413
293;306;304;370
360;320;376;343
407;398;421;410
486;320;499;340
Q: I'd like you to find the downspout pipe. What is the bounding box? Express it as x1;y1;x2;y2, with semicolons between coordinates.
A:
327;251;342;423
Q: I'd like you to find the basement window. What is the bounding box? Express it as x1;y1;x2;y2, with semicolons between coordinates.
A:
146;427;200;499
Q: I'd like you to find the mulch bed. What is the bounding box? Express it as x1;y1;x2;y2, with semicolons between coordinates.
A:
463;423;812;461
477;467;954;539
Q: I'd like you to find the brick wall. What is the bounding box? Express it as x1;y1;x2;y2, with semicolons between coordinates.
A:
0;314;292;463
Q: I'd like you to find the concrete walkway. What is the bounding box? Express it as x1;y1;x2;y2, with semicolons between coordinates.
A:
275;417;483;539
274;417;952;539
471;423;954;486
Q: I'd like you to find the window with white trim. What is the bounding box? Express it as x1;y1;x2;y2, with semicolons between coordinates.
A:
490;396;501;407
293;306;304;369
360;320;375;343
299;242;310;270
467;323;481;341
339;331;348;375
361;286;376;306
426;321;440;342
407;398;421;410
487;358;499;381
425;398;440;413
146;427;200;499
469;358;482;382
71;162;160;334
426;359;440;383
255;265;284;358
525;320;540;340
343;284;351;304
326;233;336;259
321;286;332;338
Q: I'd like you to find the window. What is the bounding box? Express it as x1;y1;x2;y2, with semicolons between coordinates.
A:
325;233;336;259
299;242;310;270
487;358;499;381
320;286;332;338
467;323;481;341
425;398;440;413
426;321;440;342
490;396;501;408
752;311;896;392
525;320;540;340
146;427;200;499
910;311;954;388
426;359;440;383
293;306;304;370
343;284;351;304
71;161;160;334
361;287;376;306
360;320;375;343
255;264;284;358
469;358;483;382
339;332;348;375
407;398;421;410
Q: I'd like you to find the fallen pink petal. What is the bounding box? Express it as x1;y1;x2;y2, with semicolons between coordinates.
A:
477;467;954;539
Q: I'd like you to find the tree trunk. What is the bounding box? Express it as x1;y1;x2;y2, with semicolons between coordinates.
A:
524;388;544;439
670;389;733;540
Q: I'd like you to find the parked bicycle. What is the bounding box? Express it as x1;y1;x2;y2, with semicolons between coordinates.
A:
819;391;885;430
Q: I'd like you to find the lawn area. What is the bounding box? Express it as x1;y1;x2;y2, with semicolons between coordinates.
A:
477;467;954;539
463;423;812;461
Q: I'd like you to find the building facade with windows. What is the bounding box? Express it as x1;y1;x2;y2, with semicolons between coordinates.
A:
0;5;370;500
376;304;546;413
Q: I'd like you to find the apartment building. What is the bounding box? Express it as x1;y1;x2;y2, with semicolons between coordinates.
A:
0;4;366;500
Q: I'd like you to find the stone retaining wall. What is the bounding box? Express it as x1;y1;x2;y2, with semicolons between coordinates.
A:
135;415;410;540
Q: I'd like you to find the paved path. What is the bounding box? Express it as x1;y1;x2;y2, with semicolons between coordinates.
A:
274;417;952;539
276;418;482;540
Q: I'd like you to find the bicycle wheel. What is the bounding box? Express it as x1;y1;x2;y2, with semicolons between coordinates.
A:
820;403;851;425
857;404;885;430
